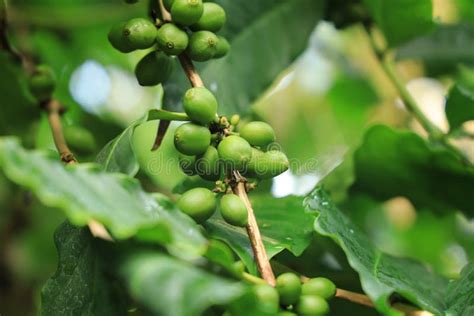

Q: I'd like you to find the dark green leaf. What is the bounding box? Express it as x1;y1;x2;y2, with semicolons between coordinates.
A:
205;195;314;274
446;84;474;131
0;137;206;258
397;24;474;75
0;52;38;136
305;187;448;315
445;263;474;316
119;251;246;316
363;0;434;47
163;0;324;115
41;222;126;315
351;125;474;217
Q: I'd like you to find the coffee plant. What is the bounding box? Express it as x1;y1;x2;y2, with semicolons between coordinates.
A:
0;0;473;315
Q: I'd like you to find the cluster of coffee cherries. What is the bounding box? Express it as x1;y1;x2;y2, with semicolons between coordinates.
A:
109;0;229;86
251;273;335;315
174;86;289;226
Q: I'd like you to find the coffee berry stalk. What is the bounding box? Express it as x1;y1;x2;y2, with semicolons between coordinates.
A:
110;0;230;86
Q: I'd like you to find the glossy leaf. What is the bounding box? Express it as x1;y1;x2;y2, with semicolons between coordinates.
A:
363;0;434;47
446;84;474;131
41;222;125;315
163;0;324;115
445;263;474;316
205;195;314;274
351;125;474;217
119;251;246;316
397;23;474;75
305;187;448;315
0;137;206;258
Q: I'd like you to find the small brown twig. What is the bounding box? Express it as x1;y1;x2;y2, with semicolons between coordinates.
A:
232;171;276;286
178;54;205;88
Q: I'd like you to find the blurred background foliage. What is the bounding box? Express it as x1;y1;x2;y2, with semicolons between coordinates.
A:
0;0;473;315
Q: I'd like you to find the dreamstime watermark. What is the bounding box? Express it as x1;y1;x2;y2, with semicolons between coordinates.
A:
146;153;320;177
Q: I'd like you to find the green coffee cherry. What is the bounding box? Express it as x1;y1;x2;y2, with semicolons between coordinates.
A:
214;36;230;59
276;273;302;306
277;312;297;316
63;125;96;154
187;31;219;62
179;155;197;175
230;115;240;126
135;51;174;86
217;135;252;171
260;150;289;179
240;121;276;149
156;23;189;55
183;87;218;124
170;0;204;26
219;194;248;227
28;65;56;102
253;284;279;314
195;146;221;180
301;278;336;300
163;0;175;10
191;2;226;32
246;149;288;179
108;22;134;53
123;18;158;49
174;122;211;155
177;187;216;223
296;295;329;316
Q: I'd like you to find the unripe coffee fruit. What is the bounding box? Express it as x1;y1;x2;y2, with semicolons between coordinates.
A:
219;194;248;227
163;0;174;10
123;18;158;49
170;0;204;26
108;22;134;53
187;31;219;62
174;123;211;155
28;65;56;102
259;150;289;179
156;23;189;55
135;51;174;86
296;295;329;316
63;125;96;154
276;272;301;306
240;121;275;149
253;284;279;314
301;278;336;300
183;87;218;124
217;135;252;170
177;187;216;223
214;36;230;59
191;3;226;32
195;146;221;180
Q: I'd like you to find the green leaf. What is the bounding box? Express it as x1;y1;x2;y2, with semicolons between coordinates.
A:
95;124;139;176
397;23;474;75
163;0;324;115
351;125;474;217
0;137;206;258
446;84;474;131
445;263;474;316
363;0;434;47
205;195;314;274
305;187;448;315
41;222;126;315
119;251;246;316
